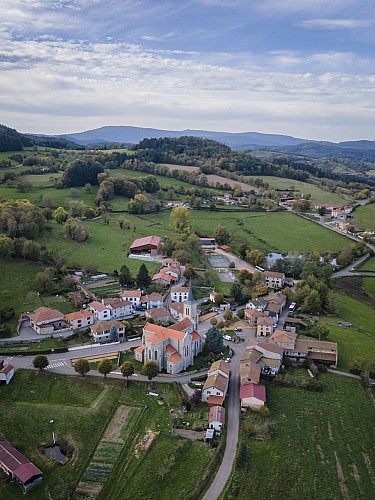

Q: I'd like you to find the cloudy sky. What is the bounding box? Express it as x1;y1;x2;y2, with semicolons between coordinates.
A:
1;0;374;141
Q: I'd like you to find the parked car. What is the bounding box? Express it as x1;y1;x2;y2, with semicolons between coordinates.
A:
135;305;145;311
224;357;231;363
234;327;242;332
230;305;237;311
223;334;232;341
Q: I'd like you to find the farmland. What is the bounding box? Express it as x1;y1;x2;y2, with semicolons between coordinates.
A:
240;175;351;205
223;375;375;500
359;257;375;272
352;202;375;231
0;371;214;500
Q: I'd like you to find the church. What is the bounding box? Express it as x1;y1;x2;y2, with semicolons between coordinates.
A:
134;294;203;374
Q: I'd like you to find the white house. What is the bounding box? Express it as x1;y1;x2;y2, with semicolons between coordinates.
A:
208;405;226;434
263;271;285;289
88;301;111;322
202;360;230;404
170;286;191;303
103;298;133;318
146;292;164;309
120;290;143;307
64;310;94;331
246;297;268;312
256;316;274;338
240;383;266;409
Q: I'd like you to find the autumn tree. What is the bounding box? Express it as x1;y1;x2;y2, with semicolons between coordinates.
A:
142;360;159;385
98;358;113;378
121;361;135;386
74;358;90;376
170;207;190;232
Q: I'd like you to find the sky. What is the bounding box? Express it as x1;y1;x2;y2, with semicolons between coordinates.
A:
1;0;375;141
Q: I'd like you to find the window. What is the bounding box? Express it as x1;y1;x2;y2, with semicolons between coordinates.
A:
154;350;157;361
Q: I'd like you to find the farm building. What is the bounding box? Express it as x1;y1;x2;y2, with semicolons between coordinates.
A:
0;441;43;493
208;405;226;433
0;361;14;385
240;383;266;409
199;238;216;247
129;235;161;256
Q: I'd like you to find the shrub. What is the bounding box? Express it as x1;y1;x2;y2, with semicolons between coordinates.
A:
305;379;324;392
258;405;270;417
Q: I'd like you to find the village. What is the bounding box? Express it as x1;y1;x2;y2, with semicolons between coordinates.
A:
0;230;341;494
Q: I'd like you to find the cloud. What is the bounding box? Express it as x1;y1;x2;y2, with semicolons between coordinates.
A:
299;18;374;30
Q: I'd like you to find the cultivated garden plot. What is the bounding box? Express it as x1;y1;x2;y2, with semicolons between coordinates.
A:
224;375;375;500
75;405;141;499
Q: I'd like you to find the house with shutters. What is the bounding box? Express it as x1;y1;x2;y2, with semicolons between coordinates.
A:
64;310;94;331
28;307;66;335
88;301;111;322
120;290;143;307
90;319;125;343
202;360;230;405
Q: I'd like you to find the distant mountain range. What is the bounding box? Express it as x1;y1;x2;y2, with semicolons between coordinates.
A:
58;126;375;161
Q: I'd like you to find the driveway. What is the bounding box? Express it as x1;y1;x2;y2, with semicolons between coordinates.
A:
0;321;74;344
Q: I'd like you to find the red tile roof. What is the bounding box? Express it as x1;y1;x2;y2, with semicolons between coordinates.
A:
166;344;177;354
169;352;182;363
88;301;109;312
191;331;201;341
207;395;224;406
209;360;230;376
170;317;193;332
152;272;173;283
134;345;144;353
240;383;266;402
0;364;14;375
130;235;161;250
209;405;226;424
144;323;186;342
65;310;93;321
29;307;64;324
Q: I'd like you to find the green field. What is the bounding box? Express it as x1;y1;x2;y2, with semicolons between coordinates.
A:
352;203;375;231
189;210;348;254
224;375;375;500
363;277;375;299
0;371;214;500
359;256;375;272
242;176;351;205
0;258;74;332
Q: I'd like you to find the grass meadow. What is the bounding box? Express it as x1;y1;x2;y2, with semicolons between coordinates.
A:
0;371;214;500
352;203;375;231
359;256;375;272
223;375;375;500
241;175;351;205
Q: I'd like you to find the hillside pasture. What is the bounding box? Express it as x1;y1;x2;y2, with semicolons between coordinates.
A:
224;375;375;500
352;202;375;231
242;175;351;205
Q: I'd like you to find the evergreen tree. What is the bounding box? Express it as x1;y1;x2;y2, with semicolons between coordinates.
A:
119;265;134;287
203;326;224;355
109;324;118;342
136;263;151;288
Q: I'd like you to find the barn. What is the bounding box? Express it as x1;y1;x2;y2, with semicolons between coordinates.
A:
0;441;43;493
129;236;161;256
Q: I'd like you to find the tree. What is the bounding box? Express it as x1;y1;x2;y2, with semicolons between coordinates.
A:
238;243;249;259
98;358;113;378
223;310;233;322
53;206;68;224
0;234;14;258
64;218;89;242
35;268;55;294
191;389;202;405
109;324;118;342
170;207;190;231
210;317;218;326
246;249;265;267
136;263;151;288
238;269;251;284
310;321;329;341
231;282;244;303
142;360;159;384
304;289;322;314
74;358;90;376
214;293;224;306
215;225;230;245
33;354;49;372
183;264;195;280
318;206;327;216
121;361;134;386
119;265;134;288
204;326;224;355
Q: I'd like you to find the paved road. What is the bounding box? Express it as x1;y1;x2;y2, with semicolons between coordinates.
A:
203;341;243;500
332;253;375;279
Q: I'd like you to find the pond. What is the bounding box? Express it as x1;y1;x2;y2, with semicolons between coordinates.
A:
44;445;68;465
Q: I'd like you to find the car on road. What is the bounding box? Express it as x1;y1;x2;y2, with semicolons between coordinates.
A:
223;334;232;341
224;357;231;363
234;327;242;332
230;305;237;311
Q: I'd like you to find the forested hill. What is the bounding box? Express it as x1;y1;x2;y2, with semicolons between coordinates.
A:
0;124;82;152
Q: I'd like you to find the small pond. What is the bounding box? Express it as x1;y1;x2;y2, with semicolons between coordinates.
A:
44;445;68;465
